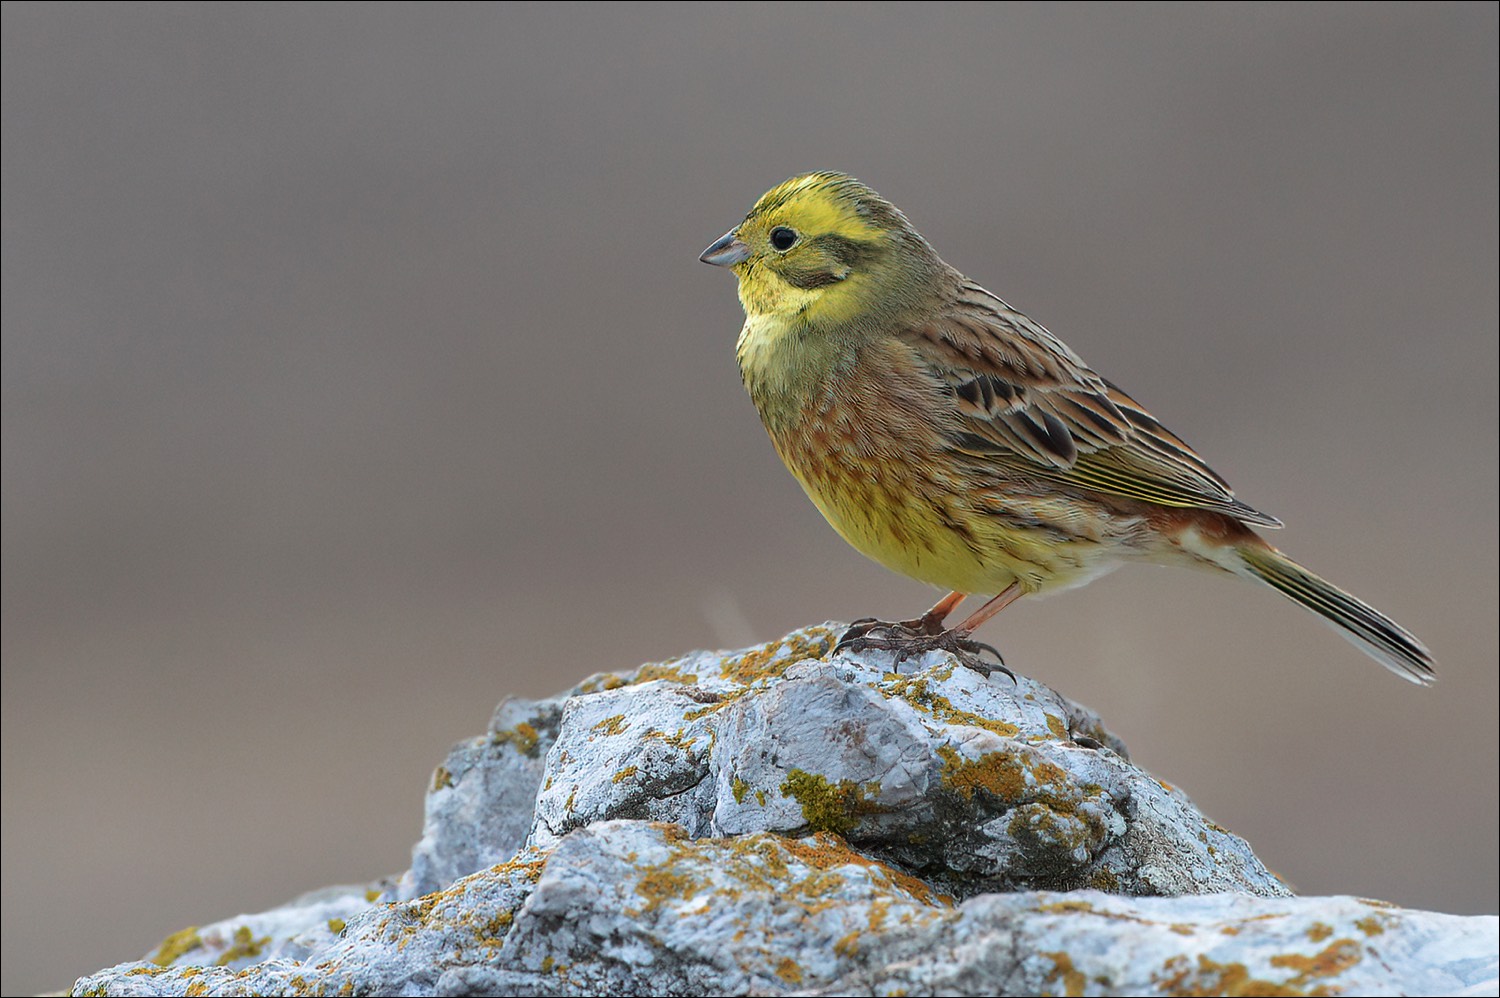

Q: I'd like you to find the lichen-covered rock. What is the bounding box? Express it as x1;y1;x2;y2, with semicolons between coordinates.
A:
72;823;1497;997
70;625;1499;997
510;623;1280;898
405;696;561;897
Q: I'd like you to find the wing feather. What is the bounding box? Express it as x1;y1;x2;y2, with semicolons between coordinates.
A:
902;281;1282;527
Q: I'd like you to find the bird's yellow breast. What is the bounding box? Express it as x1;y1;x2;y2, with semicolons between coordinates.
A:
739;321;1126;596
741;329;999;593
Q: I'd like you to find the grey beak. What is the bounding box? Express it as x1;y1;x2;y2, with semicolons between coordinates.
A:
699;229;751;267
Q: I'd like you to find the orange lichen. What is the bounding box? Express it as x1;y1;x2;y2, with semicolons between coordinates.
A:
591;714;629;736
492;722;541;755
150;926;204;966
1041;951;1086;997
1156;954;1312;996
719;627;836;685
634;661;699;685
1270;939;1362;987
213;926;271;967
937;744;1069;805
881;671;1021;737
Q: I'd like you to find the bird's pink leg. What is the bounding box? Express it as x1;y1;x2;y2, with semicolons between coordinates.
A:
904;590;967;634
952;583;1024;634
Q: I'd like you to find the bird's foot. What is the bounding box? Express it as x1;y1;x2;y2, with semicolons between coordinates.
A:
833;619;1013;680
839;611;938;643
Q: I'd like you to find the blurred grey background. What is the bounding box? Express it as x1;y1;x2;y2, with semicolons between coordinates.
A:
3;3;1495;992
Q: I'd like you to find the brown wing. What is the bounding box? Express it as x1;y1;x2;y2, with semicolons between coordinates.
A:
901;281;1282;527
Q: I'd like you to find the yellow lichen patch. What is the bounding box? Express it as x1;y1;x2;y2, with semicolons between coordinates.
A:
937;744;1069;805
732;776;751;803
1169;923;1194;936
432;766;454;791
493;721;541;755
634;660;699;685
634;865;703;913
1041;951;1086;997
1305;921;1333;942
1270;939;1362;987
401;894;440;928
645;728;699;752
683;696;742;721
1006;802;1094;857
1088;868;1120;892
1155;954;1313;997
489;855;548;883
1045;713;1069;741
775;957;805;984
474;909;513;944
150;926;204;966
780;769;881;835
720;834;834;902
213;926;271;967
654;821;690;842
868;897;891;932
721;626;836;685
540;956;555;973
327;918;346;935
755;789;767;807
881;672;1020;737
1037;899;1176;930
592;714;629;736
780;832;949;907
834;930;861;957
365;888;383;903
1354;915;1387;936
578;673;628;693
613;766;639;784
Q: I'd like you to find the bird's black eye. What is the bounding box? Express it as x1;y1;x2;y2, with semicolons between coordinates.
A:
769;226;798;251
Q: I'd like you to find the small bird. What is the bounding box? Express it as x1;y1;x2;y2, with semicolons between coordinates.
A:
700;171;1434;684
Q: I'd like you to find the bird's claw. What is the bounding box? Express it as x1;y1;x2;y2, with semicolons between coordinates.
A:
833;619;1014;680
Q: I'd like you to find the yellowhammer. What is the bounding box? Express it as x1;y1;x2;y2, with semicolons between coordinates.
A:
700;171;1434;685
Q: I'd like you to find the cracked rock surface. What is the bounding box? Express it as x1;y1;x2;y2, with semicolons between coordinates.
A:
71;625;1498;997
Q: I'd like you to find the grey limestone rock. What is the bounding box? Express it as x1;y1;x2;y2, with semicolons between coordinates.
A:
71;624;1498;997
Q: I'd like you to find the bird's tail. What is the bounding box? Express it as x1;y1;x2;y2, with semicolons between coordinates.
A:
1232;542;1435;685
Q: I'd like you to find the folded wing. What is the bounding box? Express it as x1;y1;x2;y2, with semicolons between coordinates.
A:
902;281;1282;528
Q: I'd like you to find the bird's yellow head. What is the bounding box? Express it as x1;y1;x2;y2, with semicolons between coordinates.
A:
700;172;940;326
